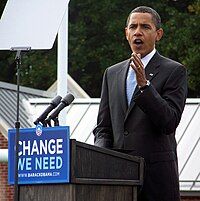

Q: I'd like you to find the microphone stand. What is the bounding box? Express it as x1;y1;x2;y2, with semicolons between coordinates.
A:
11;47;31;201
53;117;59;126
44;117;59;127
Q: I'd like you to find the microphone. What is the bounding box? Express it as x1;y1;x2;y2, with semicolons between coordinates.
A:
46;93;74;122
34;95;62;125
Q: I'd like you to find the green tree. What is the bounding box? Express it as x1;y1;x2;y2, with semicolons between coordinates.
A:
158;0;200;97
68;0;200;97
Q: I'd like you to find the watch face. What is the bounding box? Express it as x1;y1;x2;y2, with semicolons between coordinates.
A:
140;80;150;91
140;80;150;88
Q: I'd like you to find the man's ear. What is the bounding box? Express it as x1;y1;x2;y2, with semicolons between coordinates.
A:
156;28;163;42
125;27;128;40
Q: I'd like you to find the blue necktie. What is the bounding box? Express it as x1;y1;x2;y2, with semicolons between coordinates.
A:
126;67;137;105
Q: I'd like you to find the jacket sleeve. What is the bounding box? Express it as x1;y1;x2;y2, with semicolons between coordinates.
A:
134;65;187;135
93;69;113;148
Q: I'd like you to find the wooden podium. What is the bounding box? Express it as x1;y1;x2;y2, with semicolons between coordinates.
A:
19;140;144;201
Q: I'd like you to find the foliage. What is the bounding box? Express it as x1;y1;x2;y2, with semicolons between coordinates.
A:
0;0;199;97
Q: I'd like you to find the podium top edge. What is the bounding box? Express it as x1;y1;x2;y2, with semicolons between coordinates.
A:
71;140;144;163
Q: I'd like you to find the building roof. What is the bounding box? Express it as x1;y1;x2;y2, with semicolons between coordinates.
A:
0;75;90;138
176;99;200;192
0;81;54;138
47;74;90;98
28;98;99;145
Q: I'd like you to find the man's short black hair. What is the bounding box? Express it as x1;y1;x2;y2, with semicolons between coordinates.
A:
126;6;162;29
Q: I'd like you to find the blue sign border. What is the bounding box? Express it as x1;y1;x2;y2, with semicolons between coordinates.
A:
8;126;70;184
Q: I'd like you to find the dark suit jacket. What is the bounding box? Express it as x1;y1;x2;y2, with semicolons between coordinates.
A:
93;52;187;201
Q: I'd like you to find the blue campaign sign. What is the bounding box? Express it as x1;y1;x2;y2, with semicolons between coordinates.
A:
8;126;70;184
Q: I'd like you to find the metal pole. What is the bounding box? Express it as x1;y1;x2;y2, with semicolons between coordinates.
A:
10;47;31;201
14;50;21;201
57;7;68;126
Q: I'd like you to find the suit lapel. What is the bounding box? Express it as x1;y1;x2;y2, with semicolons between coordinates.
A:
117;59;130;114
145;52;161;81
124;52;161;121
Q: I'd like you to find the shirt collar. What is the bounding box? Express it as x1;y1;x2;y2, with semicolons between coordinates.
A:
141;48;156;68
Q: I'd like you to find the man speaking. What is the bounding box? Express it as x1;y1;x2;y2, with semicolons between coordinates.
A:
93;6;187;201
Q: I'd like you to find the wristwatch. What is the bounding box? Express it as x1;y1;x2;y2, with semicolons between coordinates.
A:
139;80;150;92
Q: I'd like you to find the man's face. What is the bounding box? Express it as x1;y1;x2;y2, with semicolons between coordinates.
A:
125;12;163;58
